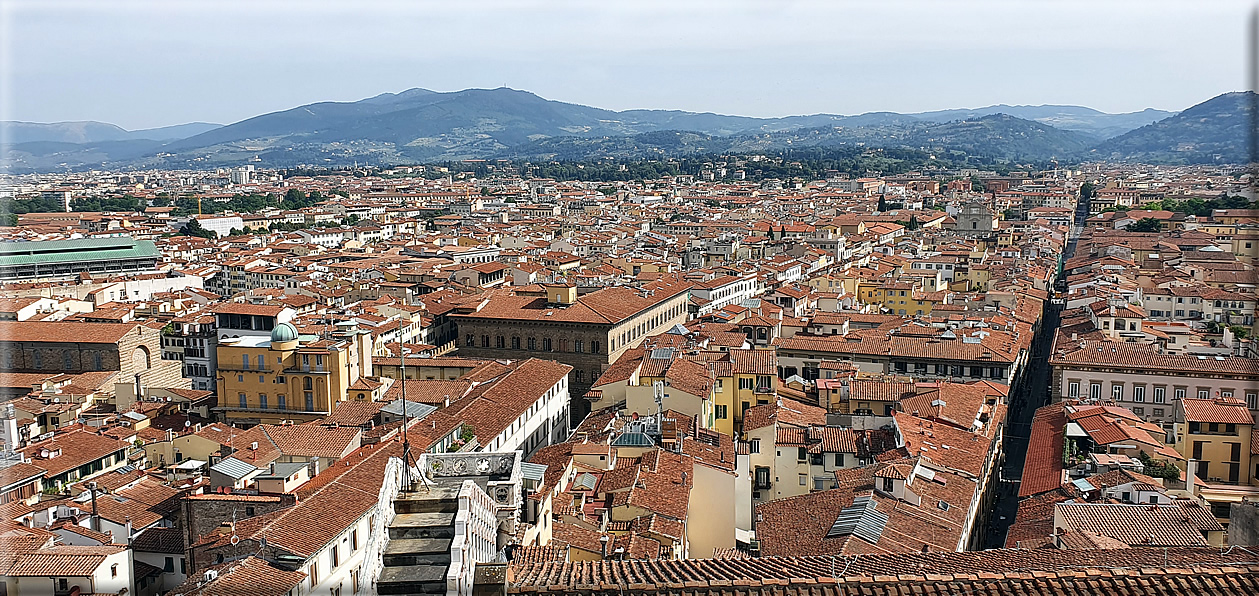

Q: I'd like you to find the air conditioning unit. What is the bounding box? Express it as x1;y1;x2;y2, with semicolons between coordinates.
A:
203;570;218;582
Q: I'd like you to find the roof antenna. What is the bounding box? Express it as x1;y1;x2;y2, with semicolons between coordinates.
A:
398;318;424;492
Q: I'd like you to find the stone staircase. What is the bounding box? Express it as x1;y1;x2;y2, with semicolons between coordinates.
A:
376;485;461;595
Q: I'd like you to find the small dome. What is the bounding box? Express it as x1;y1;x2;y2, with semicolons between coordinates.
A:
271;322;299;343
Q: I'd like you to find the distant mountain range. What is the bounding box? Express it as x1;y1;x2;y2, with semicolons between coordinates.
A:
0;88;1250;173
2;121;221;144
1089;92;1254;164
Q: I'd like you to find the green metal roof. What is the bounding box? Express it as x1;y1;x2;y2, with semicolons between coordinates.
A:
519;462;547;482
0;237;160;268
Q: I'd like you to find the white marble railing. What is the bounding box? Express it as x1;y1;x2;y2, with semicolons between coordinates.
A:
446;479;498;596
364;456;404;593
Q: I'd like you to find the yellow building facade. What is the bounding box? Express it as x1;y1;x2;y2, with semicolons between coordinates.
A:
215;322;372;426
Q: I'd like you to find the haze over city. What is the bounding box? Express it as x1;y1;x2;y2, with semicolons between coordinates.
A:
0;2;1257;596
2;0;1253;129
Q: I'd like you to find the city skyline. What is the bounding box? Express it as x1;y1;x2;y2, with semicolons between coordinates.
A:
2;0;1252;129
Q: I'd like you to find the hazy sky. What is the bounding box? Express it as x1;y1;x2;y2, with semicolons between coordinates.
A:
1;0;1253;130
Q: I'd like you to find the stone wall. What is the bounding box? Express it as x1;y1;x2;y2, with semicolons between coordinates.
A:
181;494;296;573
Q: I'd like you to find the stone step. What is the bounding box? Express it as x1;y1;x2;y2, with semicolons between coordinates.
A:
382;537;453;567
384;537;453;556
394;496;459;515
388;511;456;540
376;564;448;595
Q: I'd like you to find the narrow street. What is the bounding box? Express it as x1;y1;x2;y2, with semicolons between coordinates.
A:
983;191;1088;549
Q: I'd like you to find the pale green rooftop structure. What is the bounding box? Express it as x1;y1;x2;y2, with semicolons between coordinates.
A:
0;237;161;280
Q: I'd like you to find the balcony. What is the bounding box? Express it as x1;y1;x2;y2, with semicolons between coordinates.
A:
213;405;324;416
753;468;772;490
217;363;273;372
754;385;774;395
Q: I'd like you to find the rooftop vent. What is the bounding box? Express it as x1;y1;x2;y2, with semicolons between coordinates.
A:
825;494;888;544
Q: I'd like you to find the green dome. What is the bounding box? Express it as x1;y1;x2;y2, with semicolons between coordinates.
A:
270;322;299;343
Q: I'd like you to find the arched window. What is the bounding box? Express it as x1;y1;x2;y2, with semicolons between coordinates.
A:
133;346;152;370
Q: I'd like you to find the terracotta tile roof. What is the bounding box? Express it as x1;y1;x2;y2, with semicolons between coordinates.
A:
551;519;604;555
318;399;388;426
1020;403;1067;498
1056;529;1132;549
90;475;186;528
443;358;572;443
0;321;140;344
894;412;992;477
756;457;974;557
510;545;565;564
0;544;125;577
453;280;689;325
1181;397;1255;425
18;430;130;479
1004;488;1071;548
730;348;777;375
527;442;575;500
805;426;858;454
776;327;1025;364
1051;339;1259;377
53;522;114;544
621;450;693;520
1055;501;1223;546
508;547;1259;594
900;381;1006;432
209;303;287;316
131;526;184;554
231;441;401;558
381;379;474;405
846;379;916;403
593;347;647;387
257;423;361;459
661;357;714;398
170;555;307;596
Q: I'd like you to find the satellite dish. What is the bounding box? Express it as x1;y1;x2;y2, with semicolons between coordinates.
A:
229;535;240;545
185;421;192;428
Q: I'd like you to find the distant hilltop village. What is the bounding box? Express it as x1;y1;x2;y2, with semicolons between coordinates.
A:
0;160;1257;595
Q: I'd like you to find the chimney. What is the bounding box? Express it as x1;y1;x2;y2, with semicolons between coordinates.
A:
88;482;100;532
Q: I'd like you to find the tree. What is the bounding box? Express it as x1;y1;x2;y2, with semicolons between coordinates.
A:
877;195;889;212
181;218;217;239
1080;181;1096;200
283;189;308;209
1125;218;1162;233
1137;451;1181;481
